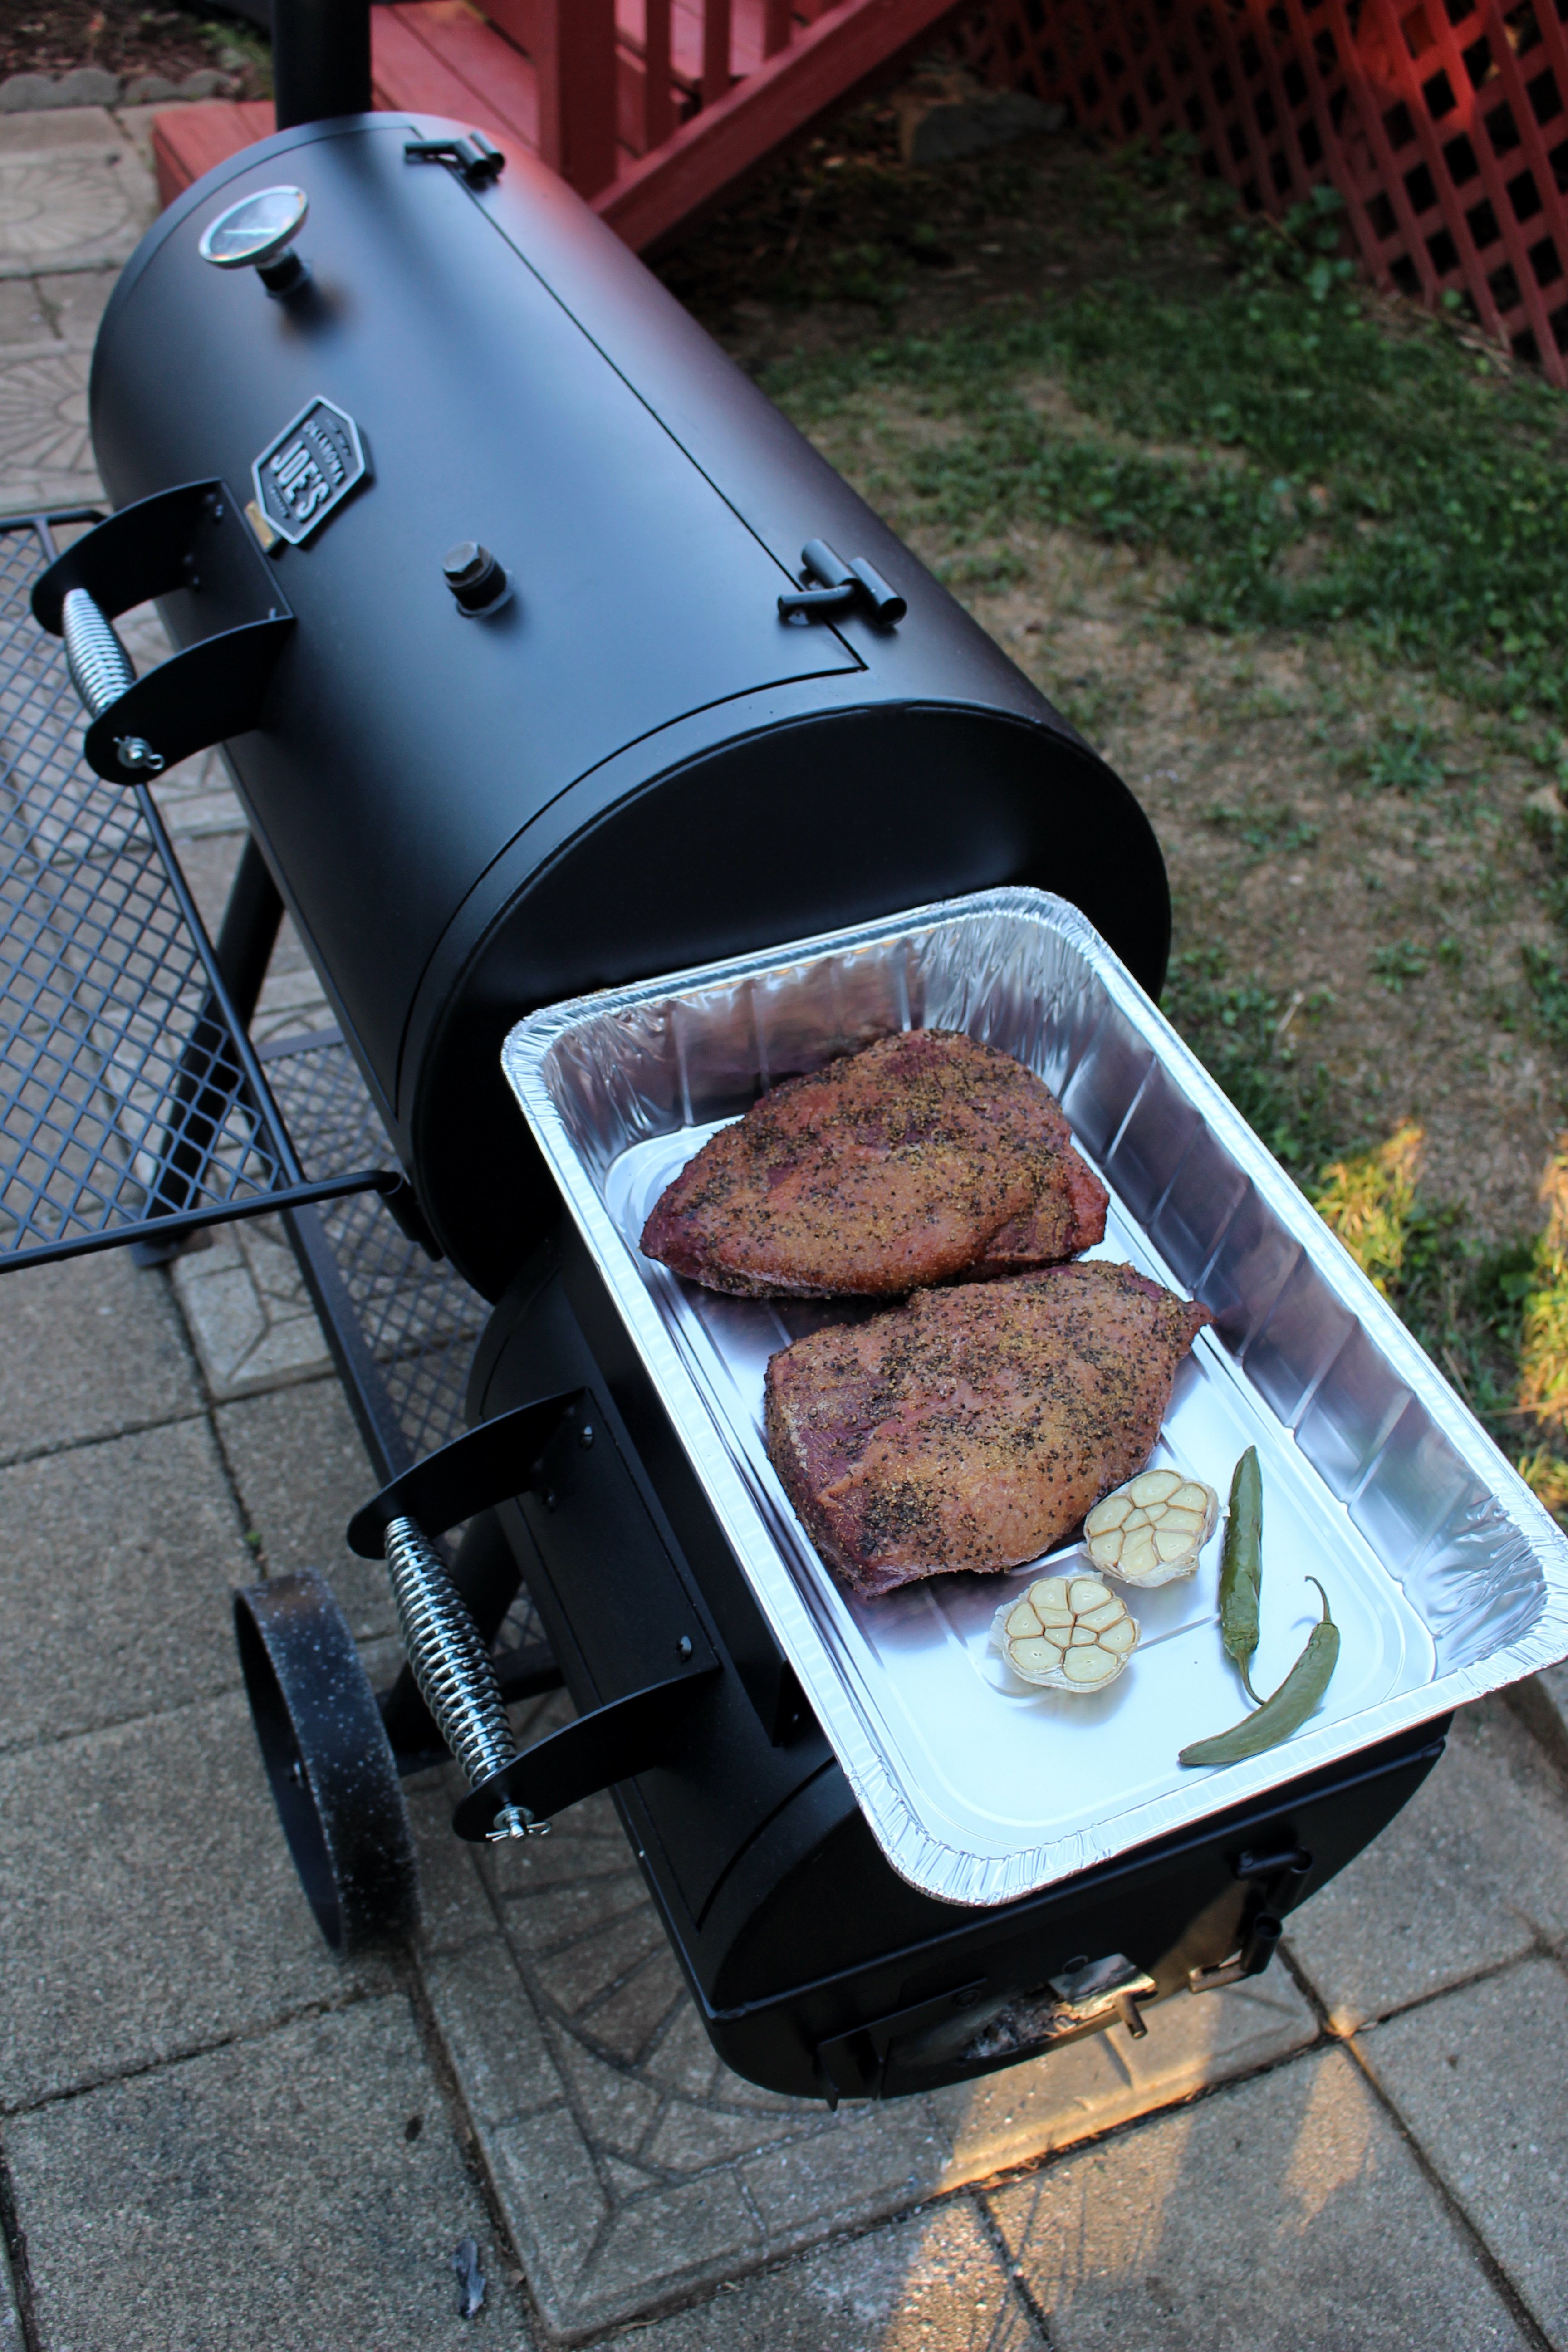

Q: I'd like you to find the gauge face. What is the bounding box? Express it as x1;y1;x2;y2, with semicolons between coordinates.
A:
197;186;309;270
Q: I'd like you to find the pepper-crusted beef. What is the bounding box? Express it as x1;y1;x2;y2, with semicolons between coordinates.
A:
640;1029;1107;1298
764;1262;1212;1601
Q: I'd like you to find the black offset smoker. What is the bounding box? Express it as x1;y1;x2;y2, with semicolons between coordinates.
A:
12;29;1558;2107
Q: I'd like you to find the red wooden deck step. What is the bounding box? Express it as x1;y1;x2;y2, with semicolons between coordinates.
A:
150;0;956;248
152;98;275;204
151;8;538;209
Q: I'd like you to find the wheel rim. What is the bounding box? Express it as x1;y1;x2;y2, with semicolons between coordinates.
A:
235;1569;421;1953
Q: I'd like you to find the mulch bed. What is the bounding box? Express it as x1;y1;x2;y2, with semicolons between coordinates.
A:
0;0;264;89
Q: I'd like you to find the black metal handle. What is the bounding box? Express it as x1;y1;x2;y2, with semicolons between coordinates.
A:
451;1666;719;1841
346;1392;585;1554
33;481;296;784
1189;1845;1311;1993
350;1394;604;1833
350;1396;720;1839
778;537;906;627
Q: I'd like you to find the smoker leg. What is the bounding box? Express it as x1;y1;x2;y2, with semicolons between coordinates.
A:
379;1508;563;1767
132;836;285;1264
235;1568;420;1954
207;833;287;1021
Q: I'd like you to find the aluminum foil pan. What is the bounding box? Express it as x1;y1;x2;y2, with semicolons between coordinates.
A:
502;887;1568;1907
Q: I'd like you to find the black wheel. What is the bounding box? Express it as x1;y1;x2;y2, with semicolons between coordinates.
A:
235;1569;421;1955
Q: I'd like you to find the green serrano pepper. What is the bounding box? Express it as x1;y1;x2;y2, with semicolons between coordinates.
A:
1179;1578;1339;1766
1218;1446;1264;1704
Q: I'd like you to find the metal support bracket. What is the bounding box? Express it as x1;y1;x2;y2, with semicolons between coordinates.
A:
87;619;293;784
451;1666;719;1842
1189;1843;1312;1993
347;1393;587;1554
32;480;296;783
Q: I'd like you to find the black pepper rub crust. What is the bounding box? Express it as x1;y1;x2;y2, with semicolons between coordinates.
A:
641;1028;1108;1298
764;1261;1212;1602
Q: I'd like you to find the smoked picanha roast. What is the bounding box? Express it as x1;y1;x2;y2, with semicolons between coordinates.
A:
764;1263;1212;1601
640;1029;1107;1298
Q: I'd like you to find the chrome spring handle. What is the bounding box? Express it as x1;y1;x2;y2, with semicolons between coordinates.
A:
59;587;164;775
61;586;135;717
382;1514;546;1841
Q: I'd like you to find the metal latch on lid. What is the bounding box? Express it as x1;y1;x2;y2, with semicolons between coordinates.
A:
779;538;906;626
404;130;505;186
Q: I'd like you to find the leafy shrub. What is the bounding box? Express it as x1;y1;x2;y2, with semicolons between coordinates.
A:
1312;1124;1424;1295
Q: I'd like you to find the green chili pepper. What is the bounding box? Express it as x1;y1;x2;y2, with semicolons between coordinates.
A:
1179;1578;1339;1766
1217;1446;1264;1704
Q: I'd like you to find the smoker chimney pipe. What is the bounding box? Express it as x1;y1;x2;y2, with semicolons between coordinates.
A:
271;0;372;130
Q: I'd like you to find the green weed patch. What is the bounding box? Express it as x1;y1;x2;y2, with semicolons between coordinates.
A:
762;176;1568;720
1300;1123;1558;1504
1160;946;1340;1176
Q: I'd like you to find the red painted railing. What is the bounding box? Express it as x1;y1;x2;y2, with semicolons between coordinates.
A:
599;0;960;245
154;0;960;250
529;0;897;191
155;0;1568;374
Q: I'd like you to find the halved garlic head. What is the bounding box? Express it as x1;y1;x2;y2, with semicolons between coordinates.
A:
990;1572;1138;1691
1084;1469;1219;1588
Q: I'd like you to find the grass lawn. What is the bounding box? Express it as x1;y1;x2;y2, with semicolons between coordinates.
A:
657;103;1568;1514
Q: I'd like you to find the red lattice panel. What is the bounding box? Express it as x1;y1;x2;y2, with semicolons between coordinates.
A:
964;0;1568;380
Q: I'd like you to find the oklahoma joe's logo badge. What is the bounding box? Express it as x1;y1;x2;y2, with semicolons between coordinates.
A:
249;396;368;548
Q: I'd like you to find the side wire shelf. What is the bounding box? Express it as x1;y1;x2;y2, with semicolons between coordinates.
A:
0;510;488;1481
263;1029;492;1469
0;512;392;1272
